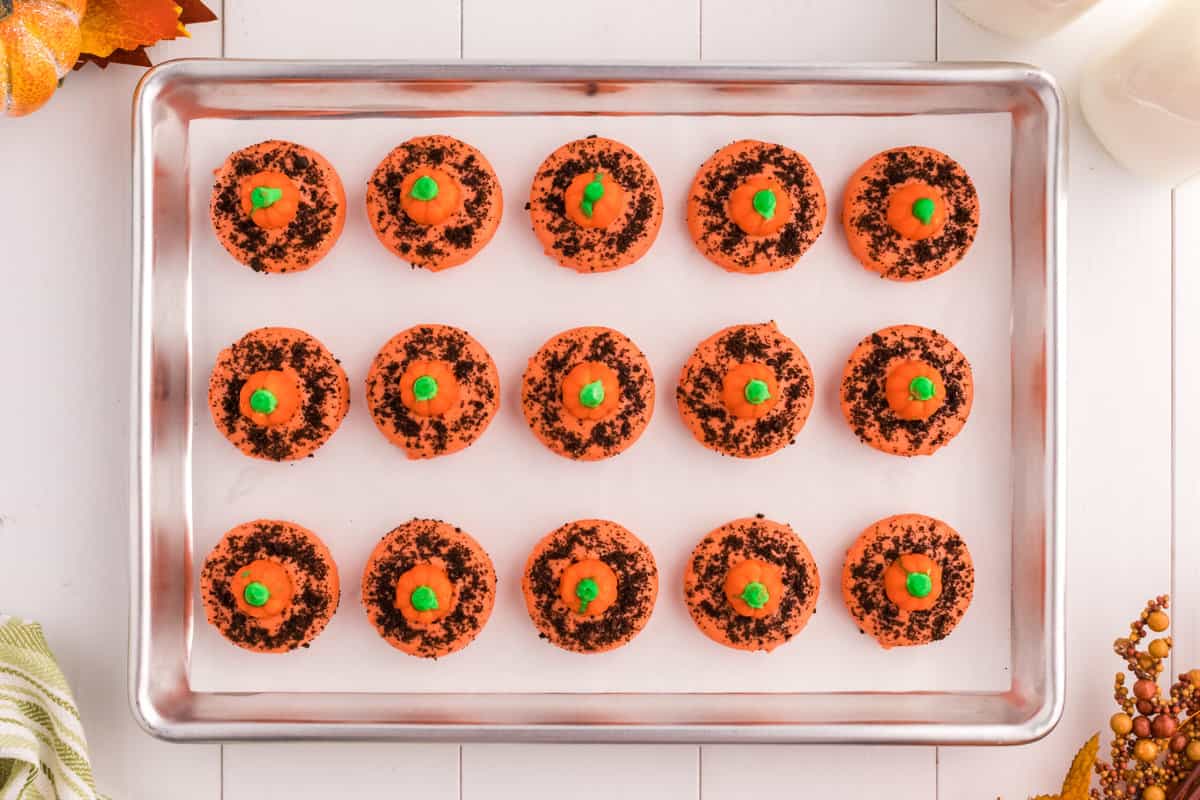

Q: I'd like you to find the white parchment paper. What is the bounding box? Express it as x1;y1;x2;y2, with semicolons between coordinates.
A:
187;112;1013;693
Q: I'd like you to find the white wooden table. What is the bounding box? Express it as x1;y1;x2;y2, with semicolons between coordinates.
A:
0;1;1193;797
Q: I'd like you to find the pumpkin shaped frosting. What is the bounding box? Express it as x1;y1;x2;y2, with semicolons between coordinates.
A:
239;171;300;230
393;563;456;626
723;558;785;619
884;360;946;421
882;553;943;612
399;167;461;227
564;171;627;230
398;360;461;418
558;559;619;618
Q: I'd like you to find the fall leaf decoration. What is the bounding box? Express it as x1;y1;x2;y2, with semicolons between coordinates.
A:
1028;734;1100;800
2;0;215;115
73;0;216;71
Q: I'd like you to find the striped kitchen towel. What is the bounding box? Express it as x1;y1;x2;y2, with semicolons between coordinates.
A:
0;616;102;800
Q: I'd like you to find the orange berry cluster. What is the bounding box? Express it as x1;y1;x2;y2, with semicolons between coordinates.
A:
1094;596;1200;800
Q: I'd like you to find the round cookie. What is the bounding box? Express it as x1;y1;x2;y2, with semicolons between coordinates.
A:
676;322;814;459
528;136;663;273
687;139;827;274
521;326;655;461
365;324;500;460
209;140;346;274
522;519;658;654
361;519;497;659
840;324;973;457
842;146;979;281
200;519;340;654
841;514;974;649
208;326;350;462
683;516;820;652
365;135;503;271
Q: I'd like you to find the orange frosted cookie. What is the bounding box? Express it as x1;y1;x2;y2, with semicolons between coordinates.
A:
208;326;350;462
200;519;340;653
687;140;827;274
522;519;658;654
842;514;974;649
528;136;663;273
365;324;500;460
683;516;820;652
521;326;655;461
361;519;496;659
365;135;503;271
840;324;973;457
842;146;979;281
210;140;346;274
676;322;814;458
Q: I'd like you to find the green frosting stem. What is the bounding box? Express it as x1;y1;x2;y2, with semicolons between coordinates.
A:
905;571;933;599
908;375;936;402
743;378;771;405
911;197;935;225
738;581;769;609
410;585;440;611
579;380;606;409
751;189;777;221
251;186;283;212
413;375;439;402
576;577;599;613
411;175;440;201
580;172;605;218
249;388;278;415
243;581;271;608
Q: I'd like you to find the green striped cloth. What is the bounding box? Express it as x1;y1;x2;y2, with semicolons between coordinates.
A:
0;617;102;800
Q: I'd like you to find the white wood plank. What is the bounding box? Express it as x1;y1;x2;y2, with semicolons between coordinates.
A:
224;0;460;60
701;0;935;61
0;24;224;800
702;745;935;798
1171;176;1200;671
462;745;698;800
462;0;699;60
224;743;460;800
937;2;1174;797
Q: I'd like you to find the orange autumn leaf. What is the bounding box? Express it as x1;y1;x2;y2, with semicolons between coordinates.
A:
74;0;216;70
79;0;187;60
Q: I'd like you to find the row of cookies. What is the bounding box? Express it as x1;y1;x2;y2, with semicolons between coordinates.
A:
201;514;975;658
209;136;979;280
209;322;973;462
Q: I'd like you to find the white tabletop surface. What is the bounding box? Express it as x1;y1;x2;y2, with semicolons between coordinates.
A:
0;0;1195;797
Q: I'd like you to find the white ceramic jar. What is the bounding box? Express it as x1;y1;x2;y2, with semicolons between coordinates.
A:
949;0;1102;40
1079;0;1200;184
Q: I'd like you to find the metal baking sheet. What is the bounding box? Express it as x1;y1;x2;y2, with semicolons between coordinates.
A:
131;62;1065;743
